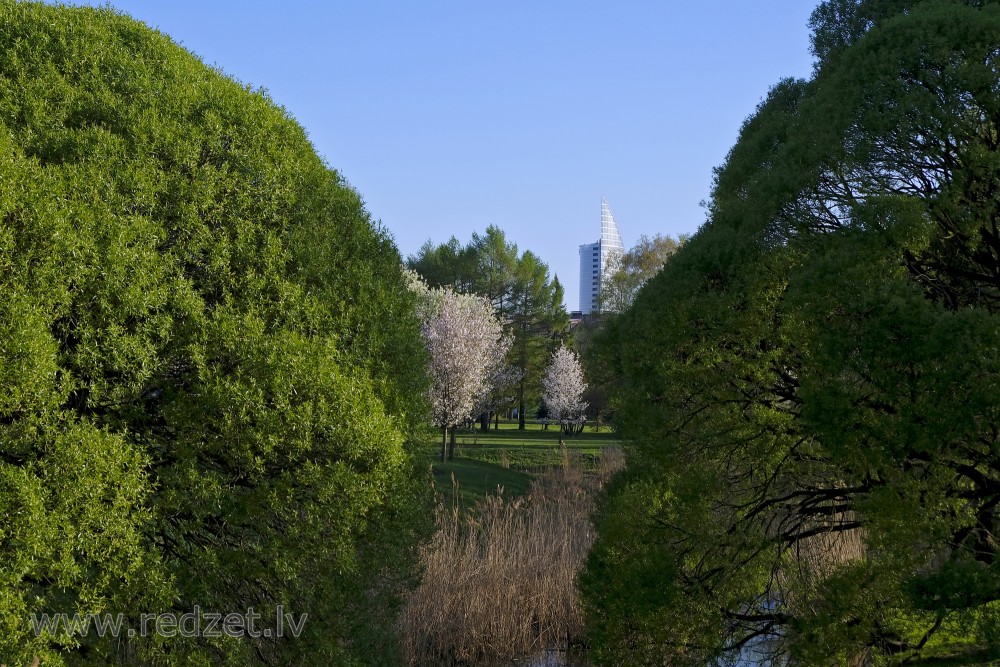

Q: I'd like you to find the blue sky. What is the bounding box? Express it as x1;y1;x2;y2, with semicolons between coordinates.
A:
77;1;817;310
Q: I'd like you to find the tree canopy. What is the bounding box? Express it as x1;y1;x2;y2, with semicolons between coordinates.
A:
596;233;683;314
0;3;430;664
581;1;1000;664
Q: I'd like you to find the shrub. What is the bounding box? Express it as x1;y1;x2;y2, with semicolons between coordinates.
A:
0;2;429;664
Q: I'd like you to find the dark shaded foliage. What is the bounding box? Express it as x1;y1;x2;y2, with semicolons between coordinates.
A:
582;2;1000;664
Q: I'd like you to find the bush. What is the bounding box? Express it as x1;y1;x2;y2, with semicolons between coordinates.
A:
0;2;430;664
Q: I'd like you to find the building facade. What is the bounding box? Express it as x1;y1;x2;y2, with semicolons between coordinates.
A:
578;197;624;314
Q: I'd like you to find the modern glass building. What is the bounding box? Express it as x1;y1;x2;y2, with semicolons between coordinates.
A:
578;197;624;314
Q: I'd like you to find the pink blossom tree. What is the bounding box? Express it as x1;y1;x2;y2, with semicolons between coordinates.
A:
408;272;510;461
542;346;589;444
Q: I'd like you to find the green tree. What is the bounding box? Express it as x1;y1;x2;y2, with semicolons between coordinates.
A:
408;225;518;311
408;236;477;293
0;3;431;664
510;253;569;429
469;225;519;317
578;234;683;434
807;0;913;67
596;233;683;314
582;2;1000;664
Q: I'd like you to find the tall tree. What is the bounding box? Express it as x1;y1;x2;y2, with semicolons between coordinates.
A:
807;0;913;67
582;2;1000;664
469;225;519;317
408;237;477;293
510;252;569;429
0;4;432;664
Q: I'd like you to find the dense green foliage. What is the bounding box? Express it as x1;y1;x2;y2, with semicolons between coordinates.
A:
0;2;430;664
582;1;1000;664
578;234;684;428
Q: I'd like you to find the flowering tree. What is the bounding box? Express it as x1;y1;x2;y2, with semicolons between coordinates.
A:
542;346;589;442
408;272;510;461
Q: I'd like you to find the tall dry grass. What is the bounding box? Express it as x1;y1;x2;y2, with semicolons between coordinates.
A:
399;448;623;666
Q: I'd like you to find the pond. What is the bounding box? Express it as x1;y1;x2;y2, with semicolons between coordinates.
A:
514;637;785;667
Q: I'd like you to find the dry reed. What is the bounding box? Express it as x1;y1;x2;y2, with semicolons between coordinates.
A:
399;448;623;666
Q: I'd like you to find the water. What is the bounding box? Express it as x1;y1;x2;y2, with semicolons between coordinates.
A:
521;648;591;666
515;639;783;667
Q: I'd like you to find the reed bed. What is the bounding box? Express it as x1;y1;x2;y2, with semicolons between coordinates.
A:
399;448;623;666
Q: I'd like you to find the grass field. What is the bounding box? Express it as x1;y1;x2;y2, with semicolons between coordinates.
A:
428;419;620;507
432;458;534;508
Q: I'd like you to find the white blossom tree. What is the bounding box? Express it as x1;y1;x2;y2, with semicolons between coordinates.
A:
408;271;510;461
542;346;589;443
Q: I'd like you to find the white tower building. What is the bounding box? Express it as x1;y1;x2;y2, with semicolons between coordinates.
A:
578;197;624;314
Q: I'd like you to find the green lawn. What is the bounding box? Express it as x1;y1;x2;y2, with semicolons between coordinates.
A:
428;419;620;507
456;417;616;437
432;458;533;508
450;419;616;471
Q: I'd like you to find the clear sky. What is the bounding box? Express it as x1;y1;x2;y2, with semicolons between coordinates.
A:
74;1;818;310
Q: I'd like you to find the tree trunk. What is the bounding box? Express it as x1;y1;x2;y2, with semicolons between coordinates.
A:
517;373;526;430
440;426;447;463
479;412;489;432
448;427;457;461
494;412;499;430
